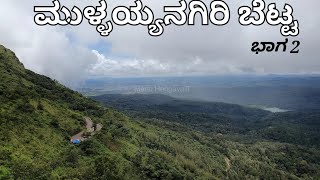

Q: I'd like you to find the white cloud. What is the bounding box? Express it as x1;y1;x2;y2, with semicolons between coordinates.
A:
90;50;172;76
0;1;99;86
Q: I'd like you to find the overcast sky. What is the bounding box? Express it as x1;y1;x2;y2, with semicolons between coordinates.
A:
0;0;319;86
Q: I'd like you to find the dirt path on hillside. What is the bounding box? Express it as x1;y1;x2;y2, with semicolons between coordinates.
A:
224;157;231;172
71;117;102;142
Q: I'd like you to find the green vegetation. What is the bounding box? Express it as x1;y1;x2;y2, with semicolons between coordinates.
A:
1;45;320;179
93;94;320;179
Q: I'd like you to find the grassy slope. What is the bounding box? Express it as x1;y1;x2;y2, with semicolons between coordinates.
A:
0;45;319;179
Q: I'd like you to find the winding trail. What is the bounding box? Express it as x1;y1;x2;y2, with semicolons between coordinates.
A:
224;157;231;172
71;117;102;142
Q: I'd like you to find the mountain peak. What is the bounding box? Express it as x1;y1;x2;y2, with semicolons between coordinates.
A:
0;45;25;72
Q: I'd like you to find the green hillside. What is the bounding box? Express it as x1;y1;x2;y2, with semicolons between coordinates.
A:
1;45;320;179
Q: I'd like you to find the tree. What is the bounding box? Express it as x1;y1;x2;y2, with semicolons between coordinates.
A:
0;166;13;180
37;100;44;110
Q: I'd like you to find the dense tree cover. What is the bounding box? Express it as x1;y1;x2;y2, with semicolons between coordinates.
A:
92;94;320;147
93;94;320;179
1;45;320;179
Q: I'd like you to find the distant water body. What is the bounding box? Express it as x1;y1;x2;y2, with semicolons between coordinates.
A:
262;107;289;113
249;105;290;113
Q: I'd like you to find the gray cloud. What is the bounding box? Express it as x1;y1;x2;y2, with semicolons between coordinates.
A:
0;0;319;86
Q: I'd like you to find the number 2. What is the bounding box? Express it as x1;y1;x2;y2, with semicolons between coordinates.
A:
290;40;300;53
